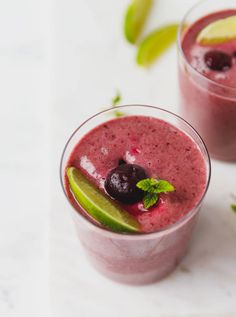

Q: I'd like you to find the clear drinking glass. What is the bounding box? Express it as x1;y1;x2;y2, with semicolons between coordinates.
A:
178;0;236;161
60;105;211;285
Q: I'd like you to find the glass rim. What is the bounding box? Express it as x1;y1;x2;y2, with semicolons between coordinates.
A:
60;104;211;240
177;0;236;94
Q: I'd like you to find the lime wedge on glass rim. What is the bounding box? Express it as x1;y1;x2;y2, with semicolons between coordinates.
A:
136;24;179;66
197;15;236;45
124;0;153;44
67;167;140;233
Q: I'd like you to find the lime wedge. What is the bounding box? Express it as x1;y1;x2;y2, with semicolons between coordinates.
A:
124;0;153;44
67;167;140;233
197;15;236;45
136;24;178;66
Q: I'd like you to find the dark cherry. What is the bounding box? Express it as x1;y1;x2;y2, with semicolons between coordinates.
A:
118;158;126;165
233;51;236;58
104;164;147;204
204;50;232;71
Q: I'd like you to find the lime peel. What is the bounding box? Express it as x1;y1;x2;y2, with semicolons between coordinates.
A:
197;15;236;45
67;167;140;233
124;0;153;44
136;24;179;66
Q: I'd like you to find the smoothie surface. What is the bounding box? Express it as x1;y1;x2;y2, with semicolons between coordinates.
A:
66;115;207;233
182;10;236;88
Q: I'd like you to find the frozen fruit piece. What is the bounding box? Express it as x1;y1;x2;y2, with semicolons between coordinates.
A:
204;50;232;71
105;164;147;204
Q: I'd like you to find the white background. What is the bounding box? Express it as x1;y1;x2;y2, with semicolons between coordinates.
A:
1;0;236;316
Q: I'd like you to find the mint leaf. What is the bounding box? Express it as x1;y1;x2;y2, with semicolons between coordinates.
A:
143;192;158;209
154;180;175;193
111;91;125;117
136;178;158;192
137;177;175;209
231;204;236;213
112;91;121;106
137;178;175;194
114;110;124;118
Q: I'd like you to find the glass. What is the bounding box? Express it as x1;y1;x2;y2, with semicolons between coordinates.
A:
178;0;236;161
60;105;211;285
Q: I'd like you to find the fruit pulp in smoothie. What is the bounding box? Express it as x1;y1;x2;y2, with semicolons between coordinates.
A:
179;10;236;161
65;115;207;233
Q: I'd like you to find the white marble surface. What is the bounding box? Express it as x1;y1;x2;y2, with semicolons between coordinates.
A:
51;1;236;316
0;0;51;316
2;0;236;316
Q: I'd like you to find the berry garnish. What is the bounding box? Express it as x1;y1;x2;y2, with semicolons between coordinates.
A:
204;50;232;71
233;52;236;58
118;158;126;165
105;164;147;204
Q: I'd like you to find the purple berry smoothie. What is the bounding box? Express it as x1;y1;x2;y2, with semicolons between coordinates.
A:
66;116;206;233
179;9;236;161
61;108;210;285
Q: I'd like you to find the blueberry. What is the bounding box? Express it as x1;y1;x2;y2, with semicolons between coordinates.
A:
204;50;232;71
105;164;147;204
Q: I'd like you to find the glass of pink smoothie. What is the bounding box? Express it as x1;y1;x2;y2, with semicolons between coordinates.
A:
60;105;211;285
178;0;236;161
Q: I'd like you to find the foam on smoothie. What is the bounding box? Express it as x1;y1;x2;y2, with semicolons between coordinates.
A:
66;115;207;233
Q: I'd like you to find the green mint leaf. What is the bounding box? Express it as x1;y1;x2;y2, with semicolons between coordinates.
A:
137;178;175;194
231;204;236;213
136;178;158;192
111;91;125;117
143;192;158;209
112;91;121;106
114;110;124;118
154;180;175;194
137;177;175;209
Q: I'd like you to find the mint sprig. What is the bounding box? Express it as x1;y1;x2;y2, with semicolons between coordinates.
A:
111;91;125;118
143;192;158;209
137;178;175;209
112;91;121;106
